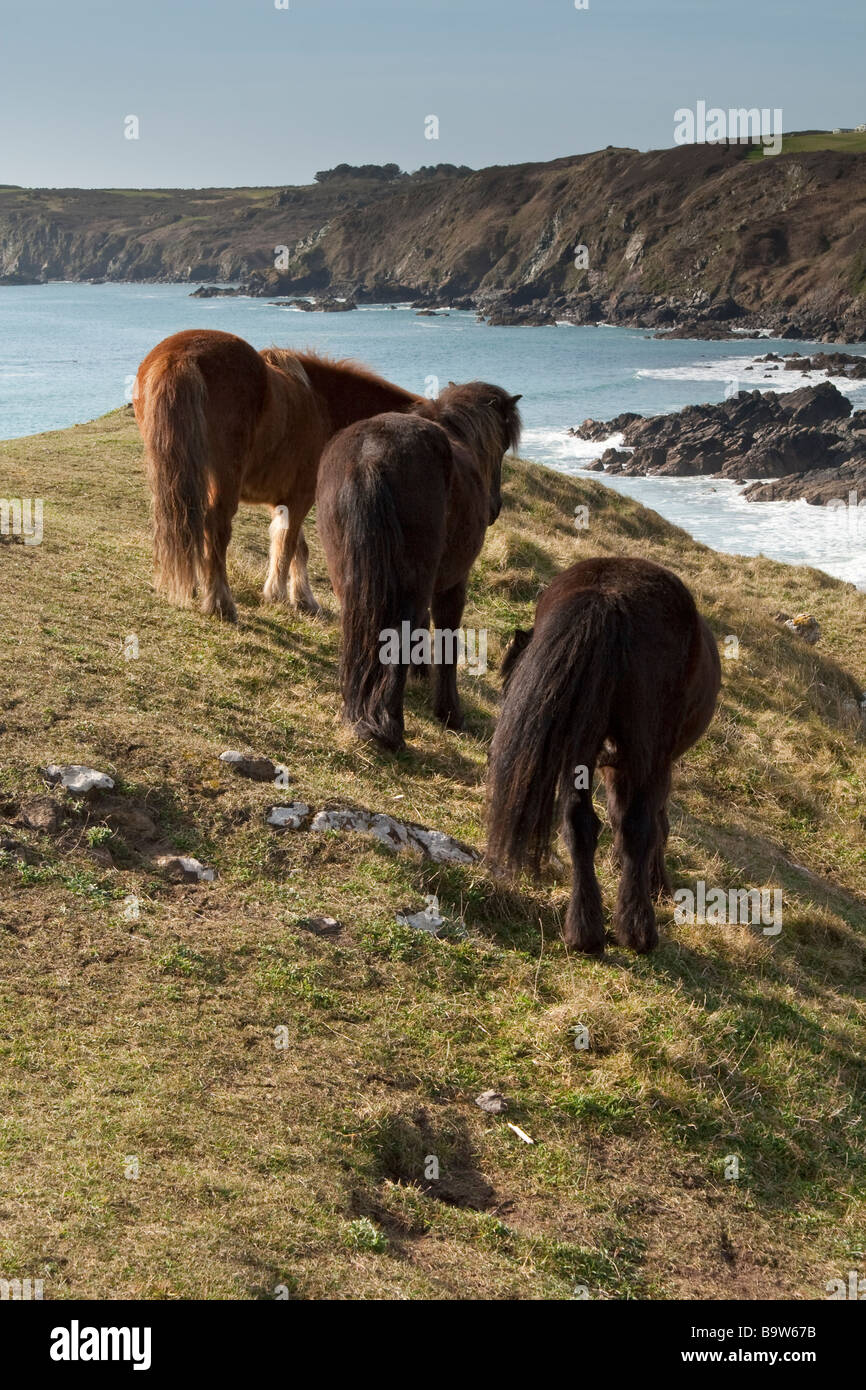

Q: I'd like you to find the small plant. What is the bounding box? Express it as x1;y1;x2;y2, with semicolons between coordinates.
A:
157;944;226;984
86;825;113;847
341;1217;388;1253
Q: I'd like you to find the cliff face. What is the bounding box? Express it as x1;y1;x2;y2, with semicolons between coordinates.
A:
2;140;865;339
0;181;391;284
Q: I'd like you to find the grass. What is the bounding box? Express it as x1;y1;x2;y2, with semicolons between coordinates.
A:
745;130;866;160
0;406;865;1300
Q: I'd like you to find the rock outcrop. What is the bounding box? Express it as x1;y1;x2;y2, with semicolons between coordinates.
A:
756;350;866;380
572;383;866;500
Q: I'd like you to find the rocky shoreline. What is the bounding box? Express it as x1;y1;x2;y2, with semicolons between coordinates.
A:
466;289;866;343
572;379;866;505
185;282;866;344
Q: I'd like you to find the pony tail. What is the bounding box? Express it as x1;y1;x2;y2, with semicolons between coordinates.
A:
139;355;209;604
486;594;619;875
338;470;412;751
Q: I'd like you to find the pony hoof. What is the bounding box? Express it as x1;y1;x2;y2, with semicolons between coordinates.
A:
563;912;605;954
202;597;238;623
292;596;321;617
353;720;405;753
613;912;658;953
565;936;606;956
436;709;464;731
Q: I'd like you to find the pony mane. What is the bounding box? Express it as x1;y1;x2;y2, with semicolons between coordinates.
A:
262;346;419;404
259;346;313;388
415;382;522;463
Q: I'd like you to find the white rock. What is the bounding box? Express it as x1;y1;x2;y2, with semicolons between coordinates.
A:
309;806;476;862
475;1089;508;1114
396;907;443;935
368;814;411;849
311;809;367;833
43;764;115;794
408;826;475;864
266;803;310;829
156;854;215;882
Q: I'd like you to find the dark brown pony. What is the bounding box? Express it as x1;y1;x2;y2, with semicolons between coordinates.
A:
133;329;419;620
316;383;522;750
487;557;721;953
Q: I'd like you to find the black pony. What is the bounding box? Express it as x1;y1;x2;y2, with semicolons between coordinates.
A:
316;382;521;750
486;557;721;953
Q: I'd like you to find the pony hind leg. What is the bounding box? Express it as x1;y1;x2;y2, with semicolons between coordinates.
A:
263;503;293;604
409;607;431;682
607;765;667;952
561;785;605;954
605;764;673;900
263;504;319;614
200;505;237;622
288;528;320;614
264;505;315;610
650;801;673;901
430;582;467;730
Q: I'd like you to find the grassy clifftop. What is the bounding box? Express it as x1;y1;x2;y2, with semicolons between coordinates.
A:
1;408;865;1299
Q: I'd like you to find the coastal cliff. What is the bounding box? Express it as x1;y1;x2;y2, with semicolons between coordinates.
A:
2;139;865;340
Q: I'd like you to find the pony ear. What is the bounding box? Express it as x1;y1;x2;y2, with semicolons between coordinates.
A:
501;627;533;685
510;394;523;405
447;380;457;387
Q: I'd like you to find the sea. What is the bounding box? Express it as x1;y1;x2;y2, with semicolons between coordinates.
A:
2;281;865;586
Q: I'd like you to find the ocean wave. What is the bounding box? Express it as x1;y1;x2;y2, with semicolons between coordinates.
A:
520;424;866;588
636;355;866;397
521;426;625;465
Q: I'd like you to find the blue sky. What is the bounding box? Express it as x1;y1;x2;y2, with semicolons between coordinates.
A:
1;0;863;187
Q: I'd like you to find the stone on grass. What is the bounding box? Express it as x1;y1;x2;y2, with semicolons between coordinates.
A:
309;806;477;863
408;826;475;864
266;803;310;829
156;854;216;883
396;903;444;935
18;797;62;833
297;916;343;937
219;750;290;784
43;764;114;794
475;1090;508;1114
784;613;821;644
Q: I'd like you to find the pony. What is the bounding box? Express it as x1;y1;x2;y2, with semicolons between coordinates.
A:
315;382;522;750
486;557;721;954
132;329;419;621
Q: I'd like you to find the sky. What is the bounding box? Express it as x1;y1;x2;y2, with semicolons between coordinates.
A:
1;0;863;188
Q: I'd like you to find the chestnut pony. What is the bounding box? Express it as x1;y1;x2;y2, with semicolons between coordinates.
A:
487;558;720;954
316;383;522;751
133;329;418;620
